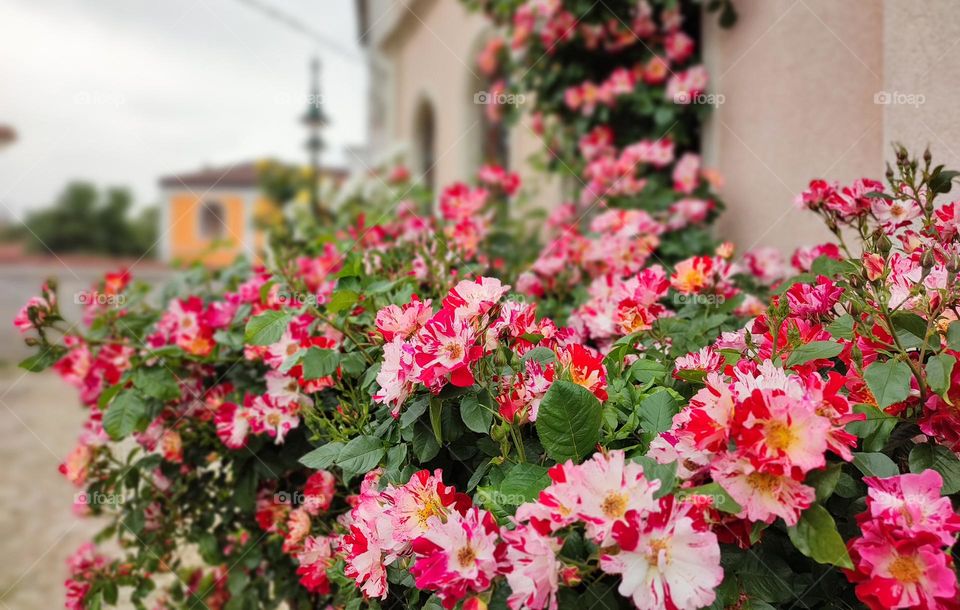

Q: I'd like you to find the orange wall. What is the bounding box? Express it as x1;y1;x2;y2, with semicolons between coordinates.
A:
168;192;248;267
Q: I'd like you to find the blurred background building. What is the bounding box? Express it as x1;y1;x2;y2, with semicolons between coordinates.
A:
158;162;348;267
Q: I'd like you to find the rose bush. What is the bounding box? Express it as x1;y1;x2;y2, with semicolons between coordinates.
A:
19;147;960;609
13;0;960;608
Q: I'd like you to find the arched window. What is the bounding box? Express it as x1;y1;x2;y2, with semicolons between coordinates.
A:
199;200;225;239
413;99;436;192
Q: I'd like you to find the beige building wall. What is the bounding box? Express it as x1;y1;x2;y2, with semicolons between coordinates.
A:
702;0;884;253
882;0;960;175
361;0;960;254
359;0;565;213
704;0;960;253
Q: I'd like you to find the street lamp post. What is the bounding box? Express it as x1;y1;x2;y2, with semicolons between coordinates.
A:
302;57;332;223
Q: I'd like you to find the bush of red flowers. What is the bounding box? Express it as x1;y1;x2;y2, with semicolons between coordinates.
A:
14;1;960;609
18;145;960;609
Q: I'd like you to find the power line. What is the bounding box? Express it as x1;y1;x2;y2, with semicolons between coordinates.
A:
233;0;363;62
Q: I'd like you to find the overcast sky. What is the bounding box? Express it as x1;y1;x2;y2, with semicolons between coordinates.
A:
0;0;367;218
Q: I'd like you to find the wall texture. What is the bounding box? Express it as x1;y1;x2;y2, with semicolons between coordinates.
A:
703;0;884;253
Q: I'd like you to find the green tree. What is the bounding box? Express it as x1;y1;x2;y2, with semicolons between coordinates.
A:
23;182;158;257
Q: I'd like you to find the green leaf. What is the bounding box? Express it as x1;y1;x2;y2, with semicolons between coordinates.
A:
891;312;931;350
627;358;667;384
460;393;494;434
302;347;340;379
535;381;602;462
847;404;897;452
863;360;912;409
674;368;707;383
947;321;960;350
785;340;843;368
97;383;123;410
335;436;385;475
852;452;899;478
521;346;556;364
579;580;621;610
909;443;960;494
227;570;249;597
103;391;147;440
631;456;677;498
930;169;960;193
131;367;181;402
299;442;344;469
18;346;66;372
787;505;853;569
327;290;359;314
499;463;550;504
411;422;440;462
638;390;678;434
339;351;367;377
826;313;855;340
925;354;956;395
811;256;855;277
737;554;794;603
243;310;290;346
467;459;491;491
399;396;429;429
806;462;842;502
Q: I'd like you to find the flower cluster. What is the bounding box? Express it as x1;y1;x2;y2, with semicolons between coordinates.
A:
652;364;862;524
845;471;960;609
372;277;510;414
341;453;723;610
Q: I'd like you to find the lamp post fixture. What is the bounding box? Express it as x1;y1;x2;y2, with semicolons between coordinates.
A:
302;57;331;223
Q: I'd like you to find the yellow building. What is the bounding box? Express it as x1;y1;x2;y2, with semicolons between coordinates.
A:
158;162;346;267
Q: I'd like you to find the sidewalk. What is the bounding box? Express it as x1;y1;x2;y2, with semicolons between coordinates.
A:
0;368;106;609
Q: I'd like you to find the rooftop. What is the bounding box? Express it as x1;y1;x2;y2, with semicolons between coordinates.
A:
159;161;348;189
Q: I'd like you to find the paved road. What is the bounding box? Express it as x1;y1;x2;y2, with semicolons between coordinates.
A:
0;368;107;608
0;262;172;608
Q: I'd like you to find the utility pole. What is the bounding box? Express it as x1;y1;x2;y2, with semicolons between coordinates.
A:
302;57;331;223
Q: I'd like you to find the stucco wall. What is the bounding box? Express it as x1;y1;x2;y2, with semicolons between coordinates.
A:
363;0;960;252
702;0;885;254
882;0;960;172
367;0;564;213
